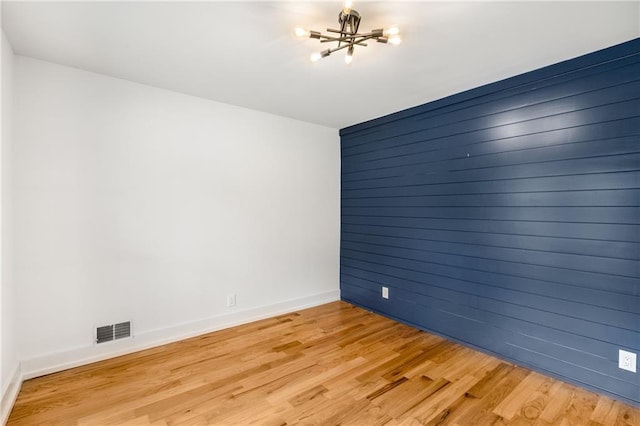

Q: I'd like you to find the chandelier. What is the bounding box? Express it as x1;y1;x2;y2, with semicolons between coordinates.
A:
294;1;401;64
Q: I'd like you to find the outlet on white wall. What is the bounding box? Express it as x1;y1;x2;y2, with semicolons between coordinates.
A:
227;293;236;307
619;349;637;373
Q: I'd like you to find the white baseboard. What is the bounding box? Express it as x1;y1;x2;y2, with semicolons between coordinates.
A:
1;363;22;426
20;290;340;381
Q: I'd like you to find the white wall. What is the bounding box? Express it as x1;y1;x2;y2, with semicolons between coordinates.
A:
13;56;340;376
1;29;19;423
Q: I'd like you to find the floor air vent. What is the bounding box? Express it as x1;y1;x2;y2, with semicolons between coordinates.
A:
96;321;131;344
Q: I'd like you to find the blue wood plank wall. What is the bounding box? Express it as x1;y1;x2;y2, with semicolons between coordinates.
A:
340;38;640;406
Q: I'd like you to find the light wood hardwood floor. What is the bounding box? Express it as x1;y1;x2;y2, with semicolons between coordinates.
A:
8;301;640;425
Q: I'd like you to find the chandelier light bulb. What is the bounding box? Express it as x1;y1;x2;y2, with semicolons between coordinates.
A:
344;0;353;12
384;26;400;36
345;45;354;64
389;35;402;45
295;27;310;38
310;52;322;62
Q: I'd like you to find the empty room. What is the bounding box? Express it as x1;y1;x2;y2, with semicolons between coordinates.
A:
1;1;639;424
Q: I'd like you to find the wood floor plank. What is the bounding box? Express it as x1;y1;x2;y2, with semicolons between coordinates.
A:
7;301;640;425
493;371;553;420
591;396;621;425
373;376;451;419
440;364;523;425
616;401;640;425
402;374;482;424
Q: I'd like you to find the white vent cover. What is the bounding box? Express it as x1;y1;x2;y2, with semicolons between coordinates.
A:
96;321;131;344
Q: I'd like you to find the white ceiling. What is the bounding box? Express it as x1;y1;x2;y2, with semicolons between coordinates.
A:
2;1;639;129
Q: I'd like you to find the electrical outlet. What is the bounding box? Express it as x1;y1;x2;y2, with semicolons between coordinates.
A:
619;349;636;373
382;286;389;299
227;293;236;307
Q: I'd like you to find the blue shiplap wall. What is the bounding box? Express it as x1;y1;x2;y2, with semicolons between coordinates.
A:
340;38;640;405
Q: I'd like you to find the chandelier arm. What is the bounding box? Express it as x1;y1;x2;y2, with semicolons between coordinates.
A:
324;34;378;55
318;33;356;40
320;37;368;47
348;34;377;45
316;31;380;45
324;43;353;55
318;31;362;43
327;28;384;37
324;31;383;40
326;28;359;35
